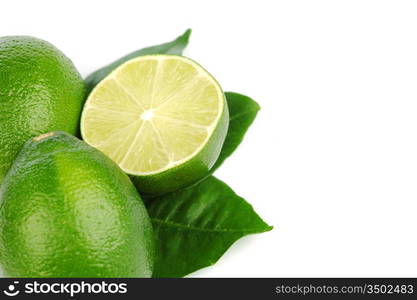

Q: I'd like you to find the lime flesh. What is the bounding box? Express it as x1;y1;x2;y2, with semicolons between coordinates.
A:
81;55;228;195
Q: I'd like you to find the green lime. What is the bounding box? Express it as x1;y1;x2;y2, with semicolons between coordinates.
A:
0;131;154;277
81;55;229;195
0;36;86;183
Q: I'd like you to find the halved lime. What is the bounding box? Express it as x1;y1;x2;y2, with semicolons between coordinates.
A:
81;55;229;195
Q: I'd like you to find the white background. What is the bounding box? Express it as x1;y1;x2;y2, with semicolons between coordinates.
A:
1;0;417;277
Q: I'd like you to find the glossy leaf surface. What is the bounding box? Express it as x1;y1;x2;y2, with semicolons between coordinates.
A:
147;176;272;277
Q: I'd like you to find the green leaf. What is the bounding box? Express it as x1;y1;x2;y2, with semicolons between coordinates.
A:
84;29;192;93
146;176;272;278
212;92;261;172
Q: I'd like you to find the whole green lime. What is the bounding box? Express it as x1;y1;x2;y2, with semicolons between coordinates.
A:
0;131;154;277
0;36;86;183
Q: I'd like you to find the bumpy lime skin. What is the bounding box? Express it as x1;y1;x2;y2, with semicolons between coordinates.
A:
0;132;154;278
0;36;86;183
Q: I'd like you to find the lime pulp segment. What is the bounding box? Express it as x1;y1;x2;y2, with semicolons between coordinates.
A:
81;55;225;176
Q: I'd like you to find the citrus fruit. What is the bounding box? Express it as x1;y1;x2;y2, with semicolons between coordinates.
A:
0;36;86;183
81;55;229;195
0;131;154;277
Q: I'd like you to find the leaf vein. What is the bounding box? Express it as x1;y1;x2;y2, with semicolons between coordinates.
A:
151;217;269;233
229;109;259;121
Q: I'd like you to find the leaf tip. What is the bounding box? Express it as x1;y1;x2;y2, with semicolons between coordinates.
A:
265;225;274;232
225;91;261;112
181;28;192;42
